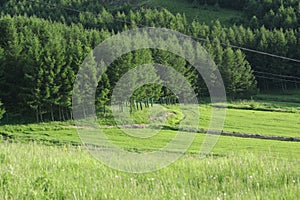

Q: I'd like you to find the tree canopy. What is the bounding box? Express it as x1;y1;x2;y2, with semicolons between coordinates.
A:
0;0;299;122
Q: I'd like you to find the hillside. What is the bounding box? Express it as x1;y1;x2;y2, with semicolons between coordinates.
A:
121;0;243;25
0;0;300;199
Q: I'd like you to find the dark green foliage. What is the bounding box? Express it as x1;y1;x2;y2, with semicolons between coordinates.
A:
188;0;249;10
187;0;300;29
1;0;299;121
0;16;97;121
0;101;5;120
244;0;300;29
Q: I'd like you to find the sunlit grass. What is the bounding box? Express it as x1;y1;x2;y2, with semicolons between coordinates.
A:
1;97;300;199
0;143;298;199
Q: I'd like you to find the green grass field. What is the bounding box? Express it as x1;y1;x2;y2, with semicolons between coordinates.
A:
1;97;299;146
0;95;300;199
200;104;300;137
1;100;300;145
0;143;299;199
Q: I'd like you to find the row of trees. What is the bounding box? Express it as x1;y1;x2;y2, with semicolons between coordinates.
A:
0;15;110;121
245;0;300;29
188;0;300;29
0;0;299;121
3;0;300;30
0;15;256;121
2;0;299;82
115;9;300;90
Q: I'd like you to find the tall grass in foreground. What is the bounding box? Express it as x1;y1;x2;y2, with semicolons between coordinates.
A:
0;143;299;199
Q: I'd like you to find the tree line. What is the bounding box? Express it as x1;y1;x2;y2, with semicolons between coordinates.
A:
1;0;299;86
0;0;299;121
189;0;300;29
0;15;256;121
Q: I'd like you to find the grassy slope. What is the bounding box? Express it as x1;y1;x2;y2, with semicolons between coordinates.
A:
1;97;300;159
0;143;299;199
198;104;300;138
1;102;300;143
1;126;298;159
0;121;79;145
131;0;242;25
101;128;300;159
0;96;299;198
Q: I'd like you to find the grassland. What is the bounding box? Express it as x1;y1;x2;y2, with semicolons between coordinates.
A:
0;95;299;199
199;104;300;138
0;143;299;199
1;124;299;159
1;101;300;146
0;96;300;144
0;97;299;156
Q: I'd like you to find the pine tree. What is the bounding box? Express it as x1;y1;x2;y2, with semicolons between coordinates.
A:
234;50;257;97
73;50;98;119
23;35;44;122
57;64;74;121
96;72;110;114
0;17;26;114
220;47;236;95
0;47;6;120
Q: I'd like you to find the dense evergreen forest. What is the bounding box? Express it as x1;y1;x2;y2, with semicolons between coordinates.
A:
190;0;300;29
0;0;299;122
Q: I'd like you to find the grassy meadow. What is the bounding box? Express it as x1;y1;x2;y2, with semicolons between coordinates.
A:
2;97;299;144
0;94;300;199
0;143;299;199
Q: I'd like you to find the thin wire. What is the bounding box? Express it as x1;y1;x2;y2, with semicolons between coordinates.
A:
255;75;300;84
219;42;300;63
23;0;300;86
27;0;85;14
27;0;147;27
25;0;300;64
254;71;300;80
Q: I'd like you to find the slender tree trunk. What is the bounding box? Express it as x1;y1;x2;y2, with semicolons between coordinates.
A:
281;82;285;93
58;105;62;121
36;109;39;123
68;108;73;120
130;100;133;113
62;107;65;121
50;104;54;121
139;102;143;110
284;82;287;90
65;108;69;120
39;106;43;122
83;105;86;118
